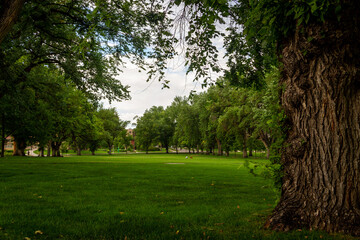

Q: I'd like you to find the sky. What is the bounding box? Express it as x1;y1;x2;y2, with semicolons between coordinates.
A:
102;33;227;128
102;60;213;128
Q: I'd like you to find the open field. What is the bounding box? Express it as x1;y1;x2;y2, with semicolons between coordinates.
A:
0;154;352;240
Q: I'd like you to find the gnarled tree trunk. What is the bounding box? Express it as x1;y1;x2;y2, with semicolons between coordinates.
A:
267;3;360;235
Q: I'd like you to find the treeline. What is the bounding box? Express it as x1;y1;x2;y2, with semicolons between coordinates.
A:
135;69;284;158
0;66;132;157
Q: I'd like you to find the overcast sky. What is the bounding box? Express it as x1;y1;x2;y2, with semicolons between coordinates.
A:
102;36;227;128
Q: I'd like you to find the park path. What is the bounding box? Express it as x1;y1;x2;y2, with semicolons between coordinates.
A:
27;147;38;157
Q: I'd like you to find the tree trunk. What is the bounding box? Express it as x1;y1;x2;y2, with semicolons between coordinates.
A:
260;138;270;159
0;0;25;44
225;150;229;157
108;145;112;155
56;148;61;157
52;145;56;157
242;141;247;158
248;148;253;157
40;148;44;157
13;139;26;156
47;142;51;157
267;4;360;235
266;147;270;159
216;139;222;156
51;141;61;157
77;146;81;156
166;146;169;154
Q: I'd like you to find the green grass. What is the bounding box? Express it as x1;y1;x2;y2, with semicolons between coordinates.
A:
0;154;353;240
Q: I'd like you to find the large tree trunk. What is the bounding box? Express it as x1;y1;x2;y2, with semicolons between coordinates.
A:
0;0;25;44
267;4;360;235
13;139;26;156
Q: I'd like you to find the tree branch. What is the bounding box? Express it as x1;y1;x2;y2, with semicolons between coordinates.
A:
0;0;25;44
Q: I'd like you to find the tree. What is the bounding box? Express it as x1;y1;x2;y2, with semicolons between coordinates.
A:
158;108;175;154
97;108;124;155
251;69;284;159
172;0;360;235
0;65;59;156
0;0;175;102
135;106;162;154
116;127;132;154
87;116;105;156
167;96;188;154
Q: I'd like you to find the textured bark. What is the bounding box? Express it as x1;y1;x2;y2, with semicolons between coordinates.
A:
0;0;25;44
267;3;360;235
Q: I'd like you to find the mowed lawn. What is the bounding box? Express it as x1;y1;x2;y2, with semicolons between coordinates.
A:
0;154;350;240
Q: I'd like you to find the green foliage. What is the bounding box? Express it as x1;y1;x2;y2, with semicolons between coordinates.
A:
1;0;178;101
97;107;126;154
135;106;164;153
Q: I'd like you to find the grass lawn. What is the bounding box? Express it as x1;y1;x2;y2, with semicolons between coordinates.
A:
0;154;353;240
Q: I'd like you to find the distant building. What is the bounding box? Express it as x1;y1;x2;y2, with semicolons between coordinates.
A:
127;129;136;147
4;136;15;151
127;129;135;137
